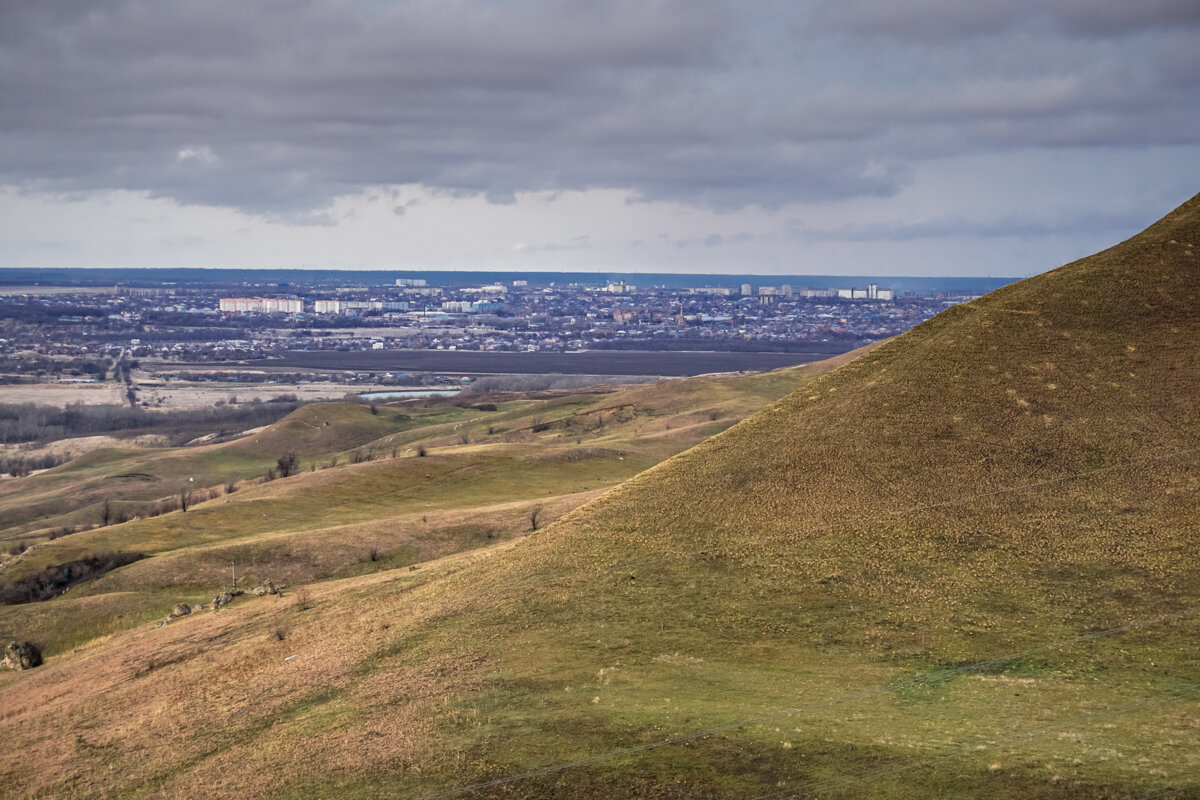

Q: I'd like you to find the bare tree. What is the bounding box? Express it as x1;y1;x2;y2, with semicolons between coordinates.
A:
179;488;192;512
276;451;299;478
529;505;544;531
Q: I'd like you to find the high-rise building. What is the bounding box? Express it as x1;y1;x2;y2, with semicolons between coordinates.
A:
218;298;302;313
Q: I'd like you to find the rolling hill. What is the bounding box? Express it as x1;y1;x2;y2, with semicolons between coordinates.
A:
0;357;845;659
1;195;1198;799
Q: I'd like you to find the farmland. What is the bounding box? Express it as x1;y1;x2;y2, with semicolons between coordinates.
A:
177;347;839;377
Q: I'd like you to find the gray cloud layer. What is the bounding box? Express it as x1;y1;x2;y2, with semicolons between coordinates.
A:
2;0;1197;218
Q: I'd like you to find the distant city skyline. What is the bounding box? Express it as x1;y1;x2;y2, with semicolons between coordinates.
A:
0;267;1014;294
2;2;1198;276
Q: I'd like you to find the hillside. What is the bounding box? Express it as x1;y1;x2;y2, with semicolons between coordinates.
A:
0;358;843;658
1;195;1198;799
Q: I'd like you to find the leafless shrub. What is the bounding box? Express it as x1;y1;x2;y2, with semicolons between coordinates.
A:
47;526;76;541
156;496;181;515
294;588;312;612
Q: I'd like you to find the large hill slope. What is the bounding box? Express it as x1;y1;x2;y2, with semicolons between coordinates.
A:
380;194;1200;797
2;196;1198;799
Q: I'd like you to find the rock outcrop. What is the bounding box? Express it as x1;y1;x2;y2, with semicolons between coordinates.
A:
3;640;42;671
251;579;280;596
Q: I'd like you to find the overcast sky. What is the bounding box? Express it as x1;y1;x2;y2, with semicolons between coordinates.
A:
2;1;1198;276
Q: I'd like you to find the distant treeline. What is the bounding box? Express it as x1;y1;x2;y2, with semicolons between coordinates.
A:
0;400;303;445
0;452;70;477
175;371;328;384
0;301;107;324
0;355;115;378
0;551;145;605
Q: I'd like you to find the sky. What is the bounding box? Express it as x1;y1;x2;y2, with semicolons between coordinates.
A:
2;0;1198;277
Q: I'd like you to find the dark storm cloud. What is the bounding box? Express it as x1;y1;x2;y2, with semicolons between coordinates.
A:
1;0;1197;217
788;209;1147;244
809;0;1200;41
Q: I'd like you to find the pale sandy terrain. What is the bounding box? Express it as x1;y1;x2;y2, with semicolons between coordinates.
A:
0;433;169;463
135;381;388;411
0;377;389;412
0;382;126;407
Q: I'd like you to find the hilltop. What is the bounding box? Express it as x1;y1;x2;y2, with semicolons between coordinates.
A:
1;195;1198;799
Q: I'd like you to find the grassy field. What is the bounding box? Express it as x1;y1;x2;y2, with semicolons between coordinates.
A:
1;197;1198;799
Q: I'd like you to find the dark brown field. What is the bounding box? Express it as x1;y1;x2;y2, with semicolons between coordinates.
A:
189;347;843;376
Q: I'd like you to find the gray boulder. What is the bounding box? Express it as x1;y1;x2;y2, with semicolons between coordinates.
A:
3;640;42;671
251;578;279;596
212;592;234;611
170;603;191;618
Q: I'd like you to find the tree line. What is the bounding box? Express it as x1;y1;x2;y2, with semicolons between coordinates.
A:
0;399;303;445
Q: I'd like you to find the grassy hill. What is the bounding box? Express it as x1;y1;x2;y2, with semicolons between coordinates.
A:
0;357;845;659
1;195;1198;799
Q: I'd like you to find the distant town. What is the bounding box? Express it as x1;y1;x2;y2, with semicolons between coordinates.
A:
1;275;986;384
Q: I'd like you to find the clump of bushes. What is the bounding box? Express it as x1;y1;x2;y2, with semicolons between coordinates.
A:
46;525;77;541
0;551;146;605
0;453;69;477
